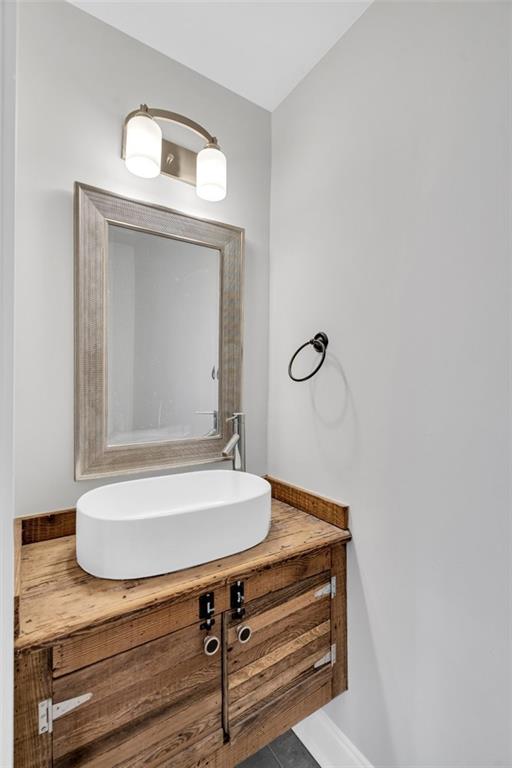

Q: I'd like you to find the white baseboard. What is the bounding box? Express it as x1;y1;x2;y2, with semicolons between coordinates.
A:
293;710;373;768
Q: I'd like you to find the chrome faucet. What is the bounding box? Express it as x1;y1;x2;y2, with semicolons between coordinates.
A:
222;412;246;471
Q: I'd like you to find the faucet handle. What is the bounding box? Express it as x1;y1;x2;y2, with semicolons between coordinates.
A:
226;412;244;423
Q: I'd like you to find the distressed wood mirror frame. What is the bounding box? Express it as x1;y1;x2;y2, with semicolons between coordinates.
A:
75;183;243;480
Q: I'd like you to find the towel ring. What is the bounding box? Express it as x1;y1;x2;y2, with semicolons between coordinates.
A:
288;332;329;382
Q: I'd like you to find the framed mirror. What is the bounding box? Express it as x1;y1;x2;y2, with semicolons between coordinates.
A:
75;183;243;479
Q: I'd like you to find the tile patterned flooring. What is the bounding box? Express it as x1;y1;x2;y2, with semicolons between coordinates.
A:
237;730;320;768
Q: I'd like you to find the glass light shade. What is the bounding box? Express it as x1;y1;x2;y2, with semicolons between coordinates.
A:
124;113;162;179
196;145;227;201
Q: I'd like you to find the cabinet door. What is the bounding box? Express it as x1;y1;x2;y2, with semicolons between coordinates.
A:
51;621;223;768
226;571;333;739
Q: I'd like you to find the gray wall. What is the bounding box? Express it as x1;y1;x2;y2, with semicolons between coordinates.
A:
15;1;271;516
1;1;17;762
269;2;510;766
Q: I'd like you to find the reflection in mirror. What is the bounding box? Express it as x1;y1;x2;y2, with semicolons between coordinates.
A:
107;224;220;446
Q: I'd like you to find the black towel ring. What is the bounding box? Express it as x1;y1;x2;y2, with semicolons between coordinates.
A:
288;332;329;382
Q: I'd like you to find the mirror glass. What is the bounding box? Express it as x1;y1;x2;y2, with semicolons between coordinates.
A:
106;224;220;446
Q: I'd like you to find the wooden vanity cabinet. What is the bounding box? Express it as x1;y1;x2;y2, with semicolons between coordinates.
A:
15;492;350;768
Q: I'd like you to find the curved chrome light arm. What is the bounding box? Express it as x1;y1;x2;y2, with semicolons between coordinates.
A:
123;104;218;146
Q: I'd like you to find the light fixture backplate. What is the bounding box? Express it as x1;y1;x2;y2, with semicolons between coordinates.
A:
160;138;197;186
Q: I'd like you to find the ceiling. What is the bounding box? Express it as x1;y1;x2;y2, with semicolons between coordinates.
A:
69;1;371;111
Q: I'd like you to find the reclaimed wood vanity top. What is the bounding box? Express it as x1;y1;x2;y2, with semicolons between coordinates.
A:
16;499;350;652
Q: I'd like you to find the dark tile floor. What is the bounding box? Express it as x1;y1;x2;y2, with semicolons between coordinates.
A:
237;730;320;768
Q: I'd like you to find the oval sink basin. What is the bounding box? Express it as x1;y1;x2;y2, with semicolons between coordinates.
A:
76;471;271;580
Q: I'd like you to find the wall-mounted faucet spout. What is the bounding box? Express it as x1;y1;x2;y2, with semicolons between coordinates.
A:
222;413;246;471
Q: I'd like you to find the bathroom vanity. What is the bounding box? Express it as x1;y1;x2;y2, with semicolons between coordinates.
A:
14;478;350;768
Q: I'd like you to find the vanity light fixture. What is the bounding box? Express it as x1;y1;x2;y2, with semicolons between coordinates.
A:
122;104;227;201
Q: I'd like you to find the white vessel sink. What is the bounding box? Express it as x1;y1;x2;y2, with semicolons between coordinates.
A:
76;470;271;580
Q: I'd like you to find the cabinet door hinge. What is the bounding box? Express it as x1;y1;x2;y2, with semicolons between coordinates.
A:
313;643;337;669
38;694;92;735
314;576;337;599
